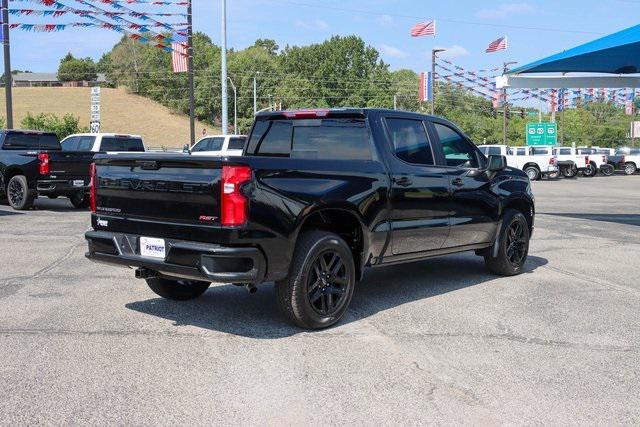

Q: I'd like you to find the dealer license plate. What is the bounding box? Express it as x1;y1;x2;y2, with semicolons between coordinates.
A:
73;180;85;187
140;237;166;259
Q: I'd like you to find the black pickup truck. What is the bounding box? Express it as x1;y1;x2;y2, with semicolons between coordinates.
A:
0;130;95;210
85;109;535;329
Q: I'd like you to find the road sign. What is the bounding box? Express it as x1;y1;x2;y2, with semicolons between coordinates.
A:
91;104;100;113
90;113;101;121
90;121;101;133
526;122;557;146
91;87;101;95
90;87;101;133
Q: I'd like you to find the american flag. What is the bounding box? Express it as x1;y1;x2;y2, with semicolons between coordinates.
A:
171;31;189;73
485;36;508;53
410;21;436;37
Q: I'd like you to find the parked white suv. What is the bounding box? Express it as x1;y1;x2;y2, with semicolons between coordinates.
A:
478;144;558;180
61;133;145;153
187;135;247;157
576;147;614;176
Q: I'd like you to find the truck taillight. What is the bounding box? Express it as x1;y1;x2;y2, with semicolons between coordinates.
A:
585;156;590;166
89;162;97;213
221;165;251;226
549;157;556;165
38;153;49;175
602;155;607;163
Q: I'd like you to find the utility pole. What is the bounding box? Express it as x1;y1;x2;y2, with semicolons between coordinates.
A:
2;0;13;129
220;0;228;134
393;94;397;110
186;0;195;146
430;48;445;115
253;72;259;115
502;61;518;145
227;76;237;135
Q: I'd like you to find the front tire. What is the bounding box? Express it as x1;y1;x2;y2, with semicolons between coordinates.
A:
562;164;578;178
275;231;356;329
601;165;615;176
7;175;35;210
582;163;597;177
145;277;210;301
484;209;530;276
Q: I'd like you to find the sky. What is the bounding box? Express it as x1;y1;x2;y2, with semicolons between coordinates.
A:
7;0;640;74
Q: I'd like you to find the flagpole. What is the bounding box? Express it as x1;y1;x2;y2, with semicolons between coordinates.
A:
187;0;195;146
2;0;14;129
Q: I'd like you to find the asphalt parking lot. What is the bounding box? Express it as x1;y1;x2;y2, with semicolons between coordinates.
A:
1;175;639;425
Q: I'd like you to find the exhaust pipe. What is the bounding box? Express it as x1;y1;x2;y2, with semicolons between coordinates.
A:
135;268;157;280
245;284;258;294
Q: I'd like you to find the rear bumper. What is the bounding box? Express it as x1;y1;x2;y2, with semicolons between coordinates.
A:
37;179;89;196
85;230;266;284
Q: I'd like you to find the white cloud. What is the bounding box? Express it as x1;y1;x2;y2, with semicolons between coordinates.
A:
476;3;534;19
295;19;329;31
379;14;394;27
433;45;470;59
380;44;408;59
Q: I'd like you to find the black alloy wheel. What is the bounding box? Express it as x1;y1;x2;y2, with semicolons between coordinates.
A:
307;250;349;316
505;219;527;268
8;179;24;207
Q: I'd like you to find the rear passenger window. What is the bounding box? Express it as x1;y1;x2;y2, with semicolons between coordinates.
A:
487;147;501;156
385;118;434;165
250;121;292;157
517;148;527;155
101;137;144;152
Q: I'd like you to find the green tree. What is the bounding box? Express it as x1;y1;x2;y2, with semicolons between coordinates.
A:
57;53;98;82
21;113;88;139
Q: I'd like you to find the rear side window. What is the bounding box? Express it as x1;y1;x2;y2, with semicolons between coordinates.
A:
228;137;246;150
247;119;371;160
2;133;60;150
61;136;79;150
486;147;501;156
433;123;479;168
531;147;550;155
385;118;433;165
62;136;95;151
559;148;571;155
517;148;527;155
101;137;144;152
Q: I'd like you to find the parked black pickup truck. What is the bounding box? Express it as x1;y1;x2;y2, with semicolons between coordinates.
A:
0;130;95;210
85;109;535;329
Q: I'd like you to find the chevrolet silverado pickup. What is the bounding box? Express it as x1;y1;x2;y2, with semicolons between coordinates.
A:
0;130;95;210
85;109;535;329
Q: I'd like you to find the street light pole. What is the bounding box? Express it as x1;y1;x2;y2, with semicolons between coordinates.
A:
220;0;228;134
502;61;518;145
227;76;237;135
2;0;13;129
431;48;445;115
186;0;195;146
253;72;259;115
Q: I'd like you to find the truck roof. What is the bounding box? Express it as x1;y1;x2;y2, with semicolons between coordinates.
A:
1;129;57;136
64;133;143;139
255;108;439;120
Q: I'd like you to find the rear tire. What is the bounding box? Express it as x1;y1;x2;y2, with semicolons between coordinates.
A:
69;192;90;209
7;175;35;210
562;164;578;178
275;231;356;329
145;277;210;301
484;209;530;276
624;162;637;175
524;166;540;181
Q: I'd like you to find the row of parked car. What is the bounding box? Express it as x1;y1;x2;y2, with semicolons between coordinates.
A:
477;144;639;180
1;125;637;212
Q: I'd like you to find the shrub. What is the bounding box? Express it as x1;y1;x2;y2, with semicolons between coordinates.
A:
21;113;88;139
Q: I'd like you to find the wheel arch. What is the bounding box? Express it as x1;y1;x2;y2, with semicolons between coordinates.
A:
1;166;27;191
503;196;534;233
294;205;369;280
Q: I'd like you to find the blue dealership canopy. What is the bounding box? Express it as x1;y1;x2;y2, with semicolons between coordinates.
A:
509;24;640;75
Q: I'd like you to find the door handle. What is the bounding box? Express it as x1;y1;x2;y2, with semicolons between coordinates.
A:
451;178;465;187
394;177;413;187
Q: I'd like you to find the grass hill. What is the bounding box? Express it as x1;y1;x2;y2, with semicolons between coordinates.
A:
0;87;219;148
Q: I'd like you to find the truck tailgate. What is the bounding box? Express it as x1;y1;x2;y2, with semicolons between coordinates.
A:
48;151;95;177
95;155;223;225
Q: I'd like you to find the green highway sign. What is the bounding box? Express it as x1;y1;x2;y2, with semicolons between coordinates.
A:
526;122;557;146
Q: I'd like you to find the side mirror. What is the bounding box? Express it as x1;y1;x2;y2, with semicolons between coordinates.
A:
487;155;507;172
182;144;190;154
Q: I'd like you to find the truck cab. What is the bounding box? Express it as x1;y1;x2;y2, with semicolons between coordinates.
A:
61;133;146;154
